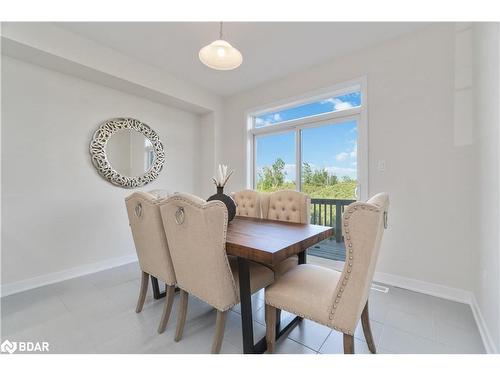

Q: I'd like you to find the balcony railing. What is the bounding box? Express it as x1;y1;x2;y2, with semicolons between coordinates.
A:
310;198;356;242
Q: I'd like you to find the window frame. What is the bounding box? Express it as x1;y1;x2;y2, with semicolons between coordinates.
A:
246;77;368;201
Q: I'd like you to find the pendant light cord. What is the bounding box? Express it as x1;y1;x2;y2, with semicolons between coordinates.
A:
219;22;223;39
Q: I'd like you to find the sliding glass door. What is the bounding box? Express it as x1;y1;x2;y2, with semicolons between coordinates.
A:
254;131;296;192
300;119;358;200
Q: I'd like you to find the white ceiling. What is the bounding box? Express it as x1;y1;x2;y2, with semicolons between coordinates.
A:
55;22;430;97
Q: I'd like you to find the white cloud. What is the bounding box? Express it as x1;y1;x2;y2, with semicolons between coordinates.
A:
335;144;356;162
350;144;357;159
335;152;349;162
334;101;354;110
255;113;283;127
320;98;354;111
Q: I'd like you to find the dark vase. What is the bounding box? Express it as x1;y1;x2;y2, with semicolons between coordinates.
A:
207;186;236;222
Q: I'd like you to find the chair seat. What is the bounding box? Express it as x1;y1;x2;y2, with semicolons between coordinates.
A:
229;256;274;296
265;264;341;327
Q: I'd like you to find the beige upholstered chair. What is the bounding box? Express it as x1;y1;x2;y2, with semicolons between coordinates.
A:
262;190;311;224
261;190;311;277
159;193;274;353
125;191;177;334
232;189;262;218
264;193;389;354
147;189;172;199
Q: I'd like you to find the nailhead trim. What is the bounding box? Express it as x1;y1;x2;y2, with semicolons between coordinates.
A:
327;202;381;332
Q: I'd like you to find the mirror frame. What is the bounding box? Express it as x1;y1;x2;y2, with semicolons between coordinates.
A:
89;118;165;188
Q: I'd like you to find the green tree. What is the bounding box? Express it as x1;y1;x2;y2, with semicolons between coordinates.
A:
271;158;286;186
302;162;313;184
328;173;338;185
308;168;338;186
258;158;357;200
311;169;326;186
257;158;287;190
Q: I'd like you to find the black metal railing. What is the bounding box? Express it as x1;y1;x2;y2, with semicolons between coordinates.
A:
310;198;356;242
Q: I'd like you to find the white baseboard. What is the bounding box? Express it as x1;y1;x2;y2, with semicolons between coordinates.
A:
470;294;499;354
374;271;472;304
0;254;138;297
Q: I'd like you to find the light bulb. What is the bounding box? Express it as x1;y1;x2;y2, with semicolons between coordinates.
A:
217;47;226;57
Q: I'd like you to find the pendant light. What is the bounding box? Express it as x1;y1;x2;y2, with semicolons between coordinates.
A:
199;22;243;71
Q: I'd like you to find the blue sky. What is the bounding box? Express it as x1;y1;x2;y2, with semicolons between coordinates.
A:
255;92;360;183
255;92;361;127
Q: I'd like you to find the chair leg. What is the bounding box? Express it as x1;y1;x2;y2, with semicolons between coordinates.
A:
135;271;149;313
343;334;354;354
158;285;176;334
265;304;277;353
174;289;189;342
361;300;377;353
211;310;227;354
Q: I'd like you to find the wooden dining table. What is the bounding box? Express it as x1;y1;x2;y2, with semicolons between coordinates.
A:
151;216;333;354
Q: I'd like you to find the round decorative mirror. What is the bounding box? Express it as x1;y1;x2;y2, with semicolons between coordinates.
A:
89;118;165;188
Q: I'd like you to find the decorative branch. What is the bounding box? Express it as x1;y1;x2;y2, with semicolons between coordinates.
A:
212;164;234;188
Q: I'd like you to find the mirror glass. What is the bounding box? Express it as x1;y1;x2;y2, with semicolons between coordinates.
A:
105;129;155;176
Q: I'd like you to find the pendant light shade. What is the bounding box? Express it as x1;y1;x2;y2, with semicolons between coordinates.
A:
199;23;243;71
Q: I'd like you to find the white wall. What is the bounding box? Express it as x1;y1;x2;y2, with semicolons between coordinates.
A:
221;24;476;293
472;23;500;353
1;56;202;287
1;22;222;114
2;22;226;199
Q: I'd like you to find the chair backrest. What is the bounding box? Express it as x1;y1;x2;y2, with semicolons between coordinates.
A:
125;191;176;286
263;190;311;224
147;189;172;199
159;193;239;311
330;193;389;333
232;189;262;218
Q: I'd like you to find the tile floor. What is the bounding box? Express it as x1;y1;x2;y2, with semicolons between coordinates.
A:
0;260;485;354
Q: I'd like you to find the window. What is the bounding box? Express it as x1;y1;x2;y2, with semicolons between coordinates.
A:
301;120;357;199
249;82;365;201
255;131;296;192
254;91;361;128
249;82;366;263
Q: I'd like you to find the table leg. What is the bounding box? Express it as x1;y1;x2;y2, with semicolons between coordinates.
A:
237;257;259;354
296;250;306;322
298;249;307;265
237;254;307;354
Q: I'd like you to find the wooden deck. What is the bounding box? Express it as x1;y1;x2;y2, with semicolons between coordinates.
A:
307;236;346;262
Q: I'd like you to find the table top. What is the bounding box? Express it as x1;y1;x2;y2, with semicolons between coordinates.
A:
226;216;334;265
